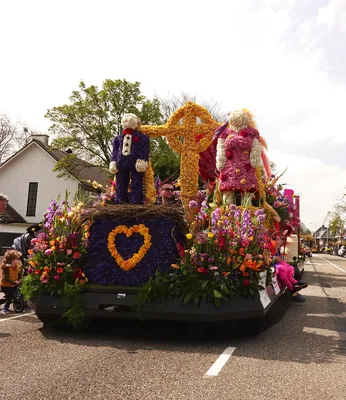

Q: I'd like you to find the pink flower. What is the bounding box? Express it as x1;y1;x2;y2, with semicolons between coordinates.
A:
27;267;34;274
209;266;219;271
44;249;53;256
66;249;73;255
53;275;61;281
40;273;49;284
245;254;252;260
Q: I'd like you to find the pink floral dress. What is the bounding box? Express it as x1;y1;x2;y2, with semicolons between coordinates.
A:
219;128;260;192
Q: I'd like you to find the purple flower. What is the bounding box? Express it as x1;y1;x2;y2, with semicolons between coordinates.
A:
255;209;264;216
189;200;198;209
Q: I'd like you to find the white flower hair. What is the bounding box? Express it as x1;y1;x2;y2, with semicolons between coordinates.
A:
121;113;141;130
228;109;249;131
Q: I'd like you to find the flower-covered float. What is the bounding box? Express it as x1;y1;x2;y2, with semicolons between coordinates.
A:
24;103;303;330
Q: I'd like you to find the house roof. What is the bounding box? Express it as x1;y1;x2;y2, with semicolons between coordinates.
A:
1;139;110;189
0;204;27;224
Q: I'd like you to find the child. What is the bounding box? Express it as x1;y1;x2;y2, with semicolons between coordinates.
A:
0;249;23;314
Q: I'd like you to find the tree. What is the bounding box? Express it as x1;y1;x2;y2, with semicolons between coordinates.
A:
150;137;180;181
301;234;315;247
0;114;17;163
158;92;227;123
328;211;345;238
45;79;163;177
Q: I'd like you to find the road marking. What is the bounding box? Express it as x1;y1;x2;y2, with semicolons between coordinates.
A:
0;311;35;323
205;347;236;377
322;258;346;274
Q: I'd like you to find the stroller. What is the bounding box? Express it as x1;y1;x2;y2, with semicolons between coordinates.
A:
0;285;25;313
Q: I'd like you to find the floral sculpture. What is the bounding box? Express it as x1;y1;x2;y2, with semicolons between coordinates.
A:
109;113;150;204
214;109;271;206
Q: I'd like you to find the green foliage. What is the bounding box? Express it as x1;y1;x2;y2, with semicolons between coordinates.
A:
45;79;163;178
329;211;345;237
150;137;180;181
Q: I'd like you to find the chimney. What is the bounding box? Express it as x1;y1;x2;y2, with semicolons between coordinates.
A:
31;134;49;147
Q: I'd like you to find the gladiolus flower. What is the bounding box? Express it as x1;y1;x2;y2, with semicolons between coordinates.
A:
45;249;53;256
40;272;49;284
188;200;198;209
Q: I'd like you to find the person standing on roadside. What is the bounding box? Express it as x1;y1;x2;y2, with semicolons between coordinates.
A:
0;194;9;212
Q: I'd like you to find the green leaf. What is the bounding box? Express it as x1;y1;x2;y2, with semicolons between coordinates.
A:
213;289;222;299
201;280;208;290
183;292;194;304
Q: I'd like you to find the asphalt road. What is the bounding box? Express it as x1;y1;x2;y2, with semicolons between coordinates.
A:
1;254;346;400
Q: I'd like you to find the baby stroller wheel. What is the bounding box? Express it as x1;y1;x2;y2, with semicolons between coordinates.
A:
14;296;25;313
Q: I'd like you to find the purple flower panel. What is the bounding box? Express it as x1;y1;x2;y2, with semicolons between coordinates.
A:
85;215;185;286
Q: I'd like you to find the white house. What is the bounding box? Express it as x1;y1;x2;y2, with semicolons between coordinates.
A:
0;134;109;252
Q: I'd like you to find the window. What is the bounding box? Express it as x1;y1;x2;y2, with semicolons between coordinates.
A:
26;182;38;216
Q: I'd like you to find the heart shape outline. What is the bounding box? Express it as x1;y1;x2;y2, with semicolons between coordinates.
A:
107;224;152;271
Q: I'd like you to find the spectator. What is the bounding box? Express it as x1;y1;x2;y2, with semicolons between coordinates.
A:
0;194;9;212
0;249;23;314
156;182;182;206
13;224;41;264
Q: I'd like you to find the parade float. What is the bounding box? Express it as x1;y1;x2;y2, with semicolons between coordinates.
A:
23;102;302;331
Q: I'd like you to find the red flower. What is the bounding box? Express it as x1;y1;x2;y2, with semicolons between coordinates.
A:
177;242;185;258
73;252;81;259
243;279;250;286
34;269;41;275
226;151;232;159
222;272;230;277
197;267;208;273
195;134;204;143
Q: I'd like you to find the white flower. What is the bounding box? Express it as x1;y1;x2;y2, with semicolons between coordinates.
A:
250;138;262;167
109;161;118;174
121;113;141;130
135;159;148;172
122;134;132;156
216;138;226;171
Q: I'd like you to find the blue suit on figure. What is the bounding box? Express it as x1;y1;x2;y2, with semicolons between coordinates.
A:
109;114;150;204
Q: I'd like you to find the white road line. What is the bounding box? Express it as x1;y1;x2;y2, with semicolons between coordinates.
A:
205;347;236;377
0;311;35;323
322;258;346;274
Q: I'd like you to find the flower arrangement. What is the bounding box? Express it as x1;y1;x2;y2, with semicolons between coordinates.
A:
138;201;273;307
107;224;152;271
22;196;91;326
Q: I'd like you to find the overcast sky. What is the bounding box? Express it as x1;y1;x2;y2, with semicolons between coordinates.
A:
1;0;345;229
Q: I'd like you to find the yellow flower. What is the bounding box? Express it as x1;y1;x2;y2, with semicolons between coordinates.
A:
207;232;214;238
186;233;193;240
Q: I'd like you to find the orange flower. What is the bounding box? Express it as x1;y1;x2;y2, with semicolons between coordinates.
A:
57;267;64;274
34;269;41;275
222;272;230;277
239;248;244;255
43;266;50;272
171;264;180;269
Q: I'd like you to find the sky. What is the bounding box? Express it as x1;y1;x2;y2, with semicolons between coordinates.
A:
0;0;345;230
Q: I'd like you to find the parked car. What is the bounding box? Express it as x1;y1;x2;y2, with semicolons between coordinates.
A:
338;246;346;257
304;247;312;257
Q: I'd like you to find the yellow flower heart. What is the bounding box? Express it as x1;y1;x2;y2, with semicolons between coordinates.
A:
107;224;152;271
